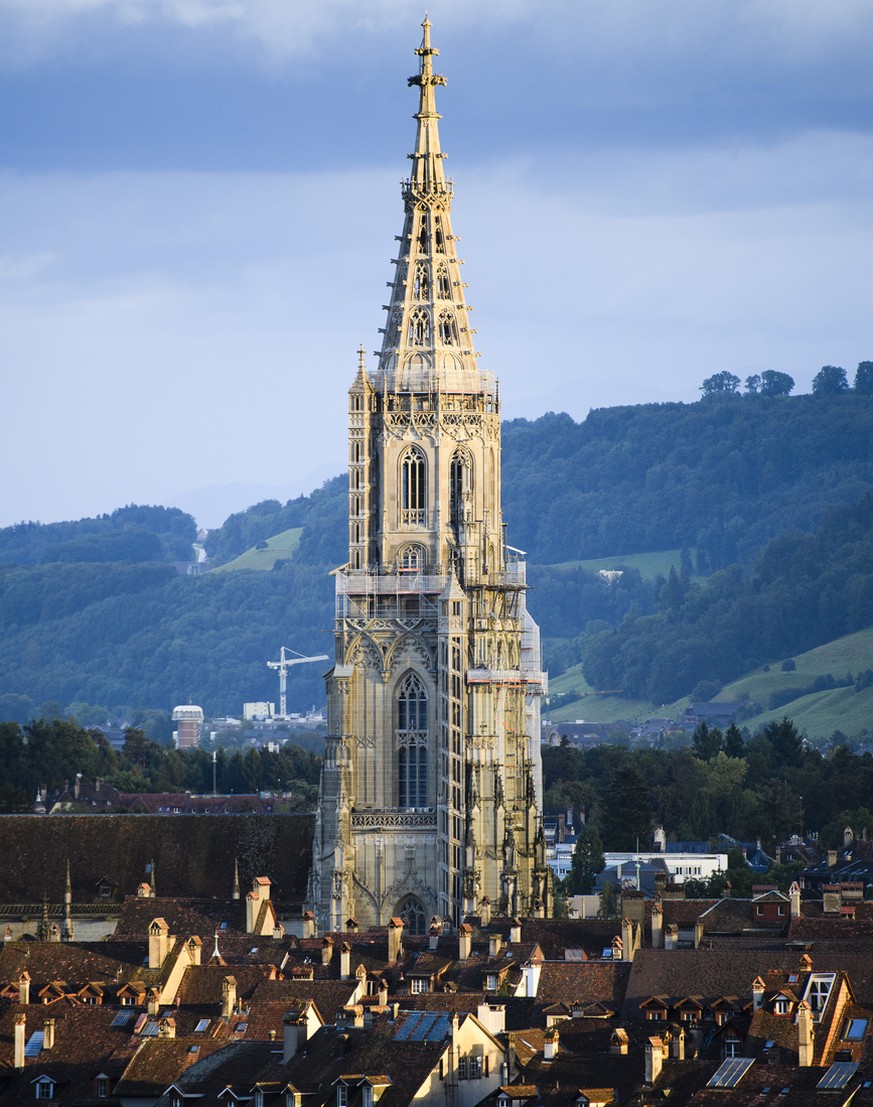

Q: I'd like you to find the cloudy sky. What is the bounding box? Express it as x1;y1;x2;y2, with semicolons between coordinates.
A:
2;0;872;529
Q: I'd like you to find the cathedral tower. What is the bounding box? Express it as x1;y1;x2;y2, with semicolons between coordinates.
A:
308;19;550;931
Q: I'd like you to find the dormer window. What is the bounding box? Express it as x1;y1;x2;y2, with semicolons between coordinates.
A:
34;1077;55;1101
805;973;835;1018
774;996;790;1015
337;1085;348;1107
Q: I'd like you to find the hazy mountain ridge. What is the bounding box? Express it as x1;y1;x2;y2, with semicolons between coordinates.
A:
0;392;871;728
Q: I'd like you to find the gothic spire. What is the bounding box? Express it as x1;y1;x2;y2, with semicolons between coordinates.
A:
373;17;490;398
407;15;448;198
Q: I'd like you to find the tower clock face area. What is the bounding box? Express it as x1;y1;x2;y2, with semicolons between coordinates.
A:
308;19;550;932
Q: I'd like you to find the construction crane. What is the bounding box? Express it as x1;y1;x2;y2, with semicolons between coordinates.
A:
267;646;329;719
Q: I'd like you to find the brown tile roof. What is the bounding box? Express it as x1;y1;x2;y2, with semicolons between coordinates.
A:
0;813;314;903
536;961;632;1012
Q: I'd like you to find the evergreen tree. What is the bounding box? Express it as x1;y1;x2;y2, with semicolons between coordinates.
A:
723;723;745;758
692;722;723;761
599;763;653;850
567;825;605;895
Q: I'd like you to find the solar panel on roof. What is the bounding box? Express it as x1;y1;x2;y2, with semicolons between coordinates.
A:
817;1062;859;1091
140;1020;159;1037
707;1057;754;1088
24;1031;44;1057
112;1011;136;1029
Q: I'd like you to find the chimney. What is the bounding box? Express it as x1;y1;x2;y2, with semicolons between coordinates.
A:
388;917;404;963
148;918;171;969
797;1000;814;1067
828;849;838;868
645;1036;664;1084
611;1028;629;1056
147;987;161;1016
621;917;634;962
14;1013;25;1070
17;971;30;1006
187;936;202;967
283;1013;303;1063
488;933;503;959
752;977;765;1011
532;898;545;919
158;1016;176;1039
543;1027;559;1061
340;941;351;980
321;937;334;968
378;978;388;1006
670;1027;685;1060
346;916;359;934
651;900;663;949
721;880;732;898
480;897;492;927
232;859;240;901
459;923;472;961
221;976;237;1019
74;774;81;800
664;924;678;951
789;881;801;918
508;917;522;944
43;1018;55;1051
301;910;317;939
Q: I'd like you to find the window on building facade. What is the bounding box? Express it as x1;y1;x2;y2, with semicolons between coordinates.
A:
401;448;426;525
413;262;429;300
436;263;451;298
397;673;428;808
450;450;472;527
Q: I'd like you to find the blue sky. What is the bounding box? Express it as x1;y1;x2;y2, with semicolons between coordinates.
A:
2;0;872;528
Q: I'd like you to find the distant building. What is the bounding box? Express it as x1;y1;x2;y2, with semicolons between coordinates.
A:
172;705;204;749
243;701;275;721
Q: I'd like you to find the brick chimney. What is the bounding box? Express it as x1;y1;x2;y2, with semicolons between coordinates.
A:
388;917;404;963
14;1013;26;1069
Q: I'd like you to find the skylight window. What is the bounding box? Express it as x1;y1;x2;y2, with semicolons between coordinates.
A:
844;1018;868;1041
24;1031;44;1057
194;1019;210;1033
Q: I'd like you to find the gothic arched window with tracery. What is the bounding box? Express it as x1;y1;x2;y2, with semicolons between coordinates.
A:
438;309;458;346
397;672;428;808
409;308;430;347
401;447;426;525
413;262;429;301
436;263;451;299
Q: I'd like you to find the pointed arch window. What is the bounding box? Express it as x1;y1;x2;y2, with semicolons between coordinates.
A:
409;308;430;347
401;447;426;526
434;215;446;253
438;309;458;346
399;544;426;573
397;673;428;809
436;263;451;299
417;209;429;254
450;449;473;528
413;263;429;301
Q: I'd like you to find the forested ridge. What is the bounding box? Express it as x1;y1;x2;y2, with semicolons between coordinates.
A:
1;389;871;723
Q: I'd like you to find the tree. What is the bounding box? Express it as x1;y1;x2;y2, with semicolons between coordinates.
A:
745;374;761;394
567;825;605;895
759;370;794;397
761;717;804;768
812;365;849;396
723;723;745;758
700;371;741;398
854;361;873;394
692;722;723;761
599;763;653;850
